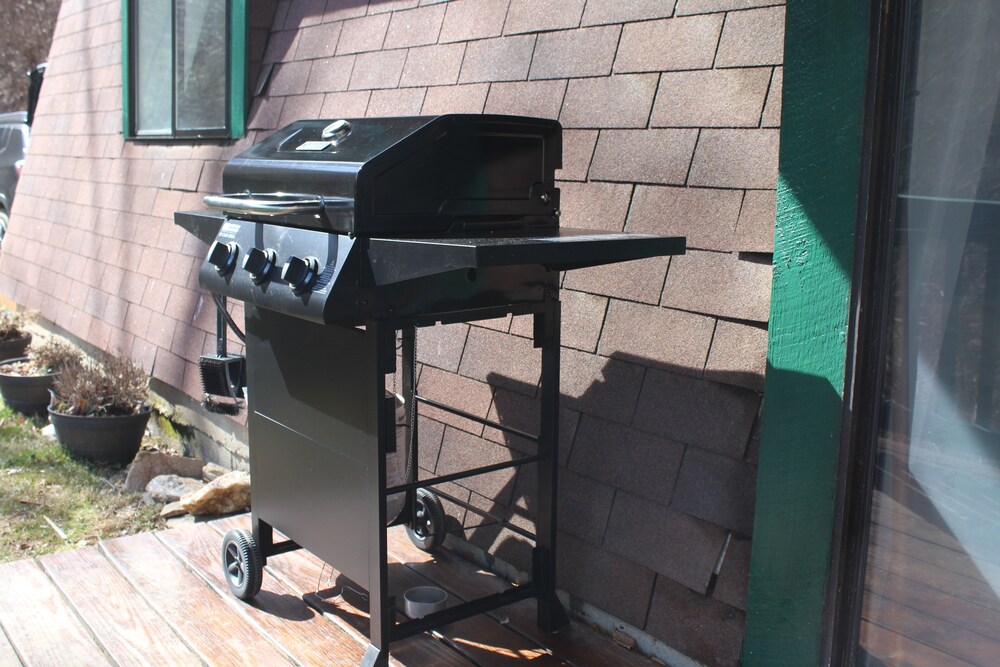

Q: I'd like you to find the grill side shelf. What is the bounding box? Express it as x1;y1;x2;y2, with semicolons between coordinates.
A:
366;229;686;285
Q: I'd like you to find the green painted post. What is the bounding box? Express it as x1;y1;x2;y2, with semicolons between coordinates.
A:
742;1;871;664
120;1;131;138
229;0;248;139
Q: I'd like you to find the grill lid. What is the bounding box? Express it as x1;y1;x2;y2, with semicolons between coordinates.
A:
208;115;562;238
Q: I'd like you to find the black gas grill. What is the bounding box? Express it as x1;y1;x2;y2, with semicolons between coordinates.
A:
176;114;685;667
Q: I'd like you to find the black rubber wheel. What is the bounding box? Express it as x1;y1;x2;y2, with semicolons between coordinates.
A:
221;528;263;600
0;209;8;249
407;488;445;552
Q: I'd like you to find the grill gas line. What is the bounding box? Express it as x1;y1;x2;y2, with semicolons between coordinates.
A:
175;114;685;667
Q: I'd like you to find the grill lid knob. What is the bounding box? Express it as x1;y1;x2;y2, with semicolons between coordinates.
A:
207;241;238;275
242;247;276;283
321;119;351;141
281;255;320;293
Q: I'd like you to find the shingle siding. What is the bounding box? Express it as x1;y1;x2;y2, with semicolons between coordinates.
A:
0;2;784;664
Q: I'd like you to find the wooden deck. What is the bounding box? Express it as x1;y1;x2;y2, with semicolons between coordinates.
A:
0;515;656;667
859;490;1000;666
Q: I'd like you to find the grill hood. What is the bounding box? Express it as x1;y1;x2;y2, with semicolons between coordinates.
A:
209;114;562;238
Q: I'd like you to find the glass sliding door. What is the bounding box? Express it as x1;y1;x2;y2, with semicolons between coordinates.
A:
858;0;1000;664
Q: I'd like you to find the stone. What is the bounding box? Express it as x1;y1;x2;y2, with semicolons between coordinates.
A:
202;462;230;482
41;424;56;441
124;451;204;492
180;471;251;516
160;501;188;519
145;474;205;504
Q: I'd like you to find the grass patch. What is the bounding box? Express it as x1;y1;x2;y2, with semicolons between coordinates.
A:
0;405;161;563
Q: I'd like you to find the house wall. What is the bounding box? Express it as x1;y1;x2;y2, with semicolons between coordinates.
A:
0;1;784;664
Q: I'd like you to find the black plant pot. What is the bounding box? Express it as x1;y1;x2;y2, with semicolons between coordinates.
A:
0;334;31;363
48;406;151;464
0;358;54;416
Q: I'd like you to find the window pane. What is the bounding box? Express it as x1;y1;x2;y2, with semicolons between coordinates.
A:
135;0;172;135
858;1;1000;665
174;0;227;132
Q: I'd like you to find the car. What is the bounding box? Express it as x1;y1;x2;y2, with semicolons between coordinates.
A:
0;111;29;247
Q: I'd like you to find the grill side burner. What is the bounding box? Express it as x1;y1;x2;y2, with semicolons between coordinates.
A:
180;114;686;667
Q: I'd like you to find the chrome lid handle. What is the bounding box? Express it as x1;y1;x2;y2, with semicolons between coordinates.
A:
203;192;353;217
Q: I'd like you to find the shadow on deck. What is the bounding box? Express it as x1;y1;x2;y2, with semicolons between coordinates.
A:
0;515;657;666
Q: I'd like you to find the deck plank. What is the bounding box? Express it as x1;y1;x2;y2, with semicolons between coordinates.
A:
862;591;999;665
872;492;966;553
101;532;294;667
0;624;21;667
866;566;1000;640
0;559;110;667
39;546;202;666
866;541;1000;614
871;524;1000;584
386;530;659;667
210;516;471;667
860;621;975;667
156;524;365;667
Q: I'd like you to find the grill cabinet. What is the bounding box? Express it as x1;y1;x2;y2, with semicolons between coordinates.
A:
178;115;686;667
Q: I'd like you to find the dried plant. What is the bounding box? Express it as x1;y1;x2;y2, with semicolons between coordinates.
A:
52;355;149;417
28;339;82;373
0;311;30;341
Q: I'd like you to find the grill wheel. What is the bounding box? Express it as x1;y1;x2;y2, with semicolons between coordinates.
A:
407;488;445;552
221;528;263;600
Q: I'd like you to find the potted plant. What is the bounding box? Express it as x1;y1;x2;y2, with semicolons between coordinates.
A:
0;339;81;416
0;310;32;362
48;354;151;464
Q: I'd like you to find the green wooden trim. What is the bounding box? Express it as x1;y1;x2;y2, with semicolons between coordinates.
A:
742;1;871;664
228;0;248;139
121;1;131;138
122;0;247;140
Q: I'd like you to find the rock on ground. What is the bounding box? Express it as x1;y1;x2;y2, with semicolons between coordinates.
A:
124;451;204;492
160;501;188;519
202;462;230;482
143;474;205;504
180;470;250;516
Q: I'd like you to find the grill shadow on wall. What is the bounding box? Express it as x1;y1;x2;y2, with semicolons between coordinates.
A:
414;348;763;663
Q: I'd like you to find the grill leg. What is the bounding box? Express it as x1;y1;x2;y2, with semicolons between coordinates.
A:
534;299;570;632
364;322;394;667
252;515;274;566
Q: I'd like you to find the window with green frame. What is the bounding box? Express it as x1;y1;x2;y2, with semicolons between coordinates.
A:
122;0;247;140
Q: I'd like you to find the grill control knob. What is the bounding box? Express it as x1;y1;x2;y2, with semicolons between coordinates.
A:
281;255;320;293
242;247;276;283
207;241;238;275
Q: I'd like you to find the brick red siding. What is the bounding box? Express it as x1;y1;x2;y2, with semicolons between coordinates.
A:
0;1;784;664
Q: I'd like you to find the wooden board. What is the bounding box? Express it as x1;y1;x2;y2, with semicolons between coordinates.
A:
872;491;965;551
0;626;21;667
865;567;1000;641
156;524;366;667
100;533;294;666
210;515;469;667
386;529;659;667
0;559;110;667
859;621;975;667
862;592;999;665
39;546;202;666
212;514;653;667
210;517;573;665
866;541;1000;614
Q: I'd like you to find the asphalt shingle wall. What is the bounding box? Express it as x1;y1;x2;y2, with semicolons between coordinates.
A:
0;1;784;663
